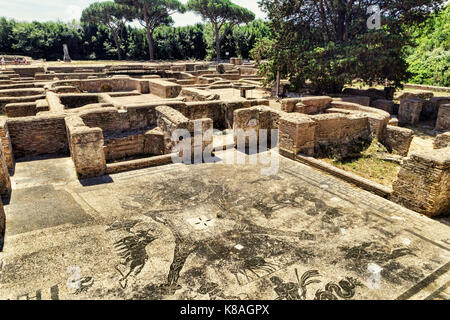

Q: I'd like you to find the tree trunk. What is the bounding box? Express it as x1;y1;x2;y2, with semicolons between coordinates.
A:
145;27;154;61
111;30;122;60
142;2;154;61
336;3;346;42
215;27;221;62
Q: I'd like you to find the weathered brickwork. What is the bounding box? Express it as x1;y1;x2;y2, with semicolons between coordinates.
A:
149;79;182;98
279;114;318;157
392;148;450;217
0;143;11;195
66;115;106;178
0;118;15;170
7;115;69;158
371;99;395;115
383;125;414;156
422;97;450;121
310;113;371;159
435;104;450;131
398;98;425;125
103;129;164;162
434;132;450;149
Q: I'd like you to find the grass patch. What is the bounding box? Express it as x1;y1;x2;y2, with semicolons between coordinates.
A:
320;140;401;187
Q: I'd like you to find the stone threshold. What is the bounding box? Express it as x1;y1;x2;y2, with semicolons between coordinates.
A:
295;153;393;199
105;153;175;175
403;83;450;93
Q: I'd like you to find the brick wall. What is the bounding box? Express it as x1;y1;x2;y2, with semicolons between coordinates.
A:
5;102;37;117
392;148;450;217
0;143;11;196
0;118;15;169
7;115;69;158
310;113;371;159
435;104;450;131
66;116;106;178
382;126;414;156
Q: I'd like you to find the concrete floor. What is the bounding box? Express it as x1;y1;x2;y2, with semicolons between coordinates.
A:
0;151;449;300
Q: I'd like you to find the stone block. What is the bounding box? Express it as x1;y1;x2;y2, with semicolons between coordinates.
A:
144;127;165;156
383;125;414;156
5;102;37;117
392;148;450;217
371;99;394;115
279;113;317;156
310;113;371;159
66;116;106;178
149;79;181;98
388;118;399;127
434;132;450;150
335;96;371;106
398;98;425;125
398;91;434;101
0;118;14;170
435;104;450;131
422;97;450;120
0;143;11;195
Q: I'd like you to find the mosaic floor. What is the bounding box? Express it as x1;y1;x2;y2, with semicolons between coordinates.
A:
0;151;449;300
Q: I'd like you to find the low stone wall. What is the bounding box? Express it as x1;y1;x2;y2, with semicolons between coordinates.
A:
233;105;282;146
310;113;371;159
10;66;45;78
329;101;390;140
371;99;395;115
279;114;318;157
0;199;5;251
0;94;45;114
65;115;106;178
295;96;333;114
173;99;269;130
156;106;191;154
106;154;174;174
35;72;103;81
392;148;450;217
5;102;37;117
0;118;14;170
156;106;213;158
0;88;44;98
342;87;394;101
398;91;434;101
149;79;181;98
382;125;414;156
0;143;11;196
422;97;450;121
46;91;65;113
338;96;371;106
398;98;424;125
435;104;450;131
403;83;450;93
103;128;164;162
104;131;146;162
47;65;106;74
248;102;374;159
52;77;150;94
180;88;219;102
7;115;69;158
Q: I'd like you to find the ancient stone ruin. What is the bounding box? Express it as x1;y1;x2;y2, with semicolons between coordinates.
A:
0;62;448;221
0;61;449;301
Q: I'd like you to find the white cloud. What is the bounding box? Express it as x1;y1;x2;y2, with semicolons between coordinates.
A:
65;5;83;22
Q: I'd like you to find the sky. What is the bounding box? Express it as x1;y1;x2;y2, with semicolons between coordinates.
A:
0;0;267;26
